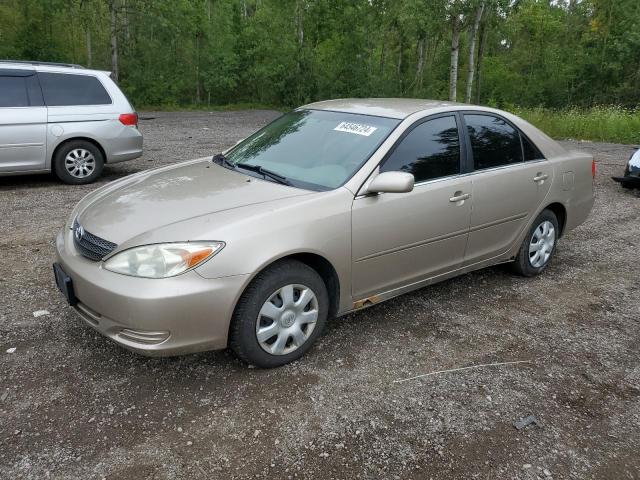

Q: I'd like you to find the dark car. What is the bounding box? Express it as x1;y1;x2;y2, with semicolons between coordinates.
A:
612;149;640;188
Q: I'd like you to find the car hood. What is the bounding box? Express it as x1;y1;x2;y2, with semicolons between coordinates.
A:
77;159;311;245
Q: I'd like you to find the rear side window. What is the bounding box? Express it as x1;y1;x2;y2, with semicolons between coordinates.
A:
0;76;29;107
381;115;461;182
465;114;522;170
38;73;111;106
522;135;545;161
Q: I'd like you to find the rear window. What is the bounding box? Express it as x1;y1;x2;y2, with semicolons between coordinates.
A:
38;73;112;106
0;76;29;107
465;114;523;170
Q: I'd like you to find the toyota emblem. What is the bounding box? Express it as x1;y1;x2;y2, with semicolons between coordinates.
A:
75;225;85;242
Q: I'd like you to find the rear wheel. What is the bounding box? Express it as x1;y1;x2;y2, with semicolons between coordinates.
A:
53;140;104;185
512;209;559;277
229;260;329;368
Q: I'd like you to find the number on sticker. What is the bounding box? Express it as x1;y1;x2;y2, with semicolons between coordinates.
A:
334;122;377;137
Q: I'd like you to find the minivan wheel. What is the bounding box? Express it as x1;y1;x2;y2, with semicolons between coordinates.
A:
512;209;559;277
53;140;104;184
229;259;329;368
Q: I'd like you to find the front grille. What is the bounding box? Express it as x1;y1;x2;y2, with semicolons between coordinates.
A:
73;219;117;261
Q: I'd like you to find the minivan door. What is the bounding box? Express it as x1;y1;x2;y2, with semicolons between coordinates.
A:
0;70;47;172
351;115;472;300
462;113;553;263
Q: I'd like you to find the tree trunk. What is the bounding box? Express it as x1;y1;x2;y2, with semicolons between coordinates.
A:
296;1;304;46
397;35;404;93
465;2;484;103
122;0;130;45
109;0;119;82
86;28;92;67
449;15;461;102
413;34;425;93
195;32;201;104
474;12;489;104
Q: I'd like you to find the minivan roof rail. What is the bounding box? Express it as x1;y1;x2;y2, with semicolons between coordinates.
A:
0;60;85;69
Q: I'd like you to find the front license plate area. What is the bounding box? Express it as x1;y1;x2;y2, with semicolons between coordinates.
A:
53;263;78;306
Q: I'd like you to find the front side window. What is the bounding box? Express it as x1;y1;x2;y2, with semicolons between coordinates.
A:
0;76;29;107
381;115;461;182
465;114;522;170
38;73;111;106
225;110;400;190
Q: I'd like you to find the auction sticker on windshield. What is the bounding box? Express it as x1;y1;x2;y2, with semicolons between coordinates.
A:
334;122;377;136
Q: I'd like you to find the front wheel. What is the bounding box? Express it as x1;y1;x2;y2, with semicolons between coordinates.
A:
512;210;559;277
229;260;329;368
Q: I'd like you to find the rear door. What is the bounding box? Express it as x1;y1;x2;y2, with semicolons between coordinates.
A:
351;114;472;299
463;113;552;263
0;69;47;172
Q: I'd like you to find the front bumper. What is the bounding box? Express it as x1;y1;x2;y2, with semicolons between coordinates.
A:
55;229;249;356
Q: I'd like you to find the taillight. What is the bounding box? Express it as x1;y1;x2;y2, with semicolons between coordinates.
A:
119;113;138;127
591;159;597;179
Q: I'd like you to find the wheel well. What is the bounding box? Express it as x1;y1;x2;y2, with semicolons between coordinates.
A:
276;253;341;318
52;137;106;166
545;202;567;237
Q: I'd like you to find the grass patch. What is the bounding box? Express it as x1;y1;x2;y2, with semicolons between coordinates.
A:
514;106;640;145
138;102;286;113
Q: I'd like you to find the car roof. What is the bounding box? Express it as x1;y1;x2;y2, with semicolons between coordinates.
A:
301;98;468;119
0;60;110;75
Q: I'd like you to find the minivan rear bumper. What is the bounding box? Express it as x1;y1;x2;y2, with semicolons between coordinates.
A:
104;125;143;164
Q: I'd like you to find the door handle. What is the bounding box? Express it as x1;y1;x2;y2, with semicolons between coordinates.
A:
533;173;549;183
449;192;470;203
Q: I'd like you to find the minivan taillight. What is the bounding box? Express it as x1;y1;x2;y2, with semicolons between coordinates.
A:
119;113;138;127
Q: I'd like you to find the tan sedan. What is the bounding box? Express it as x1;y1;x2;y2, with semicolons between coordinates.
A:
54;99;594;367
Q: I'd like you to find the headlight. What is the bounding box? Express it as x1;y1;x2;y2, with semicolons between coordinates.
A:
103;242;225;278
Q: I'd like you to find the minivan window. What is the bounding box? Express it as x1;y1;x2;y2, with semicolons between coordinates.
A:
381;115;460;182
38;73;111;106
465;114;522;170
0;76;29;107
225;109;400;190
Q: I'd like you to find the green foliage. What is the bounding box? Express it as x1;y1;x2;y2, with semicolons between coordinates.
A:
1;0;640;136
516;106;640;144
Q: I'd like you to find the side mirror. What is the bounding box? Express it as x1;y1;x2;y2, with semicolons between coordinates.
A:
367;171;415;194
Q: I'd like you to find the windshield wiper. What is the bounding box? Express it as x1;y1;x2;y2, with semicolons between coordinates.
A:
211;153;235;170
236;163;291;186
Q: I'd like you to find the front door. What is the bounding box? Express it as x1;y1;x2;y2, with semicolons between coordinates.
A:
351;114;472;299
0;70;47;172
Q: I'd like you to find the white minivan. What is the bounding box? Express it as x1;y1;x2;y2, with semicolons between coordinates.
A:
0;60;142;184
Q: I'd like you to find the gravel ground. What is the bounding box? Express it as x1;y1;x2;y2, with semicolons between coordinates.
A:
1;111;639;480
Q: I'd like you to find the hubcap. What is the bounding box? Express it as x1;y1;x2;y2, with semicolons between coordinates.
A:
256;284;319;356
529;220;556;268
65;149;96;178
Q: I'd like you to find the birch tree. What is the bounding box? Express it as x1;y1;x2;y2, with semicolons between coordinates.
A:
465;1;485;103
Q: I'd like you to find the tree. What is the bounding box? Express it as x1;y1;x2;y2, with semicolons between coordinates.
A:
465;1;484;103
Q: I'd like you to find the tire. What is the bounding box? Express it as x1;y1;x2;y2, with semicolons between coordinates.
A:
229;259;329;368
512;209;559;277
621;182;634;190
53;140;104;185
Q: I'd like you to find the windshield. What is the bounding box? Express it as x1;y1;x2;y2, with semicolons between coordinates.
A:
225;109;400;190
